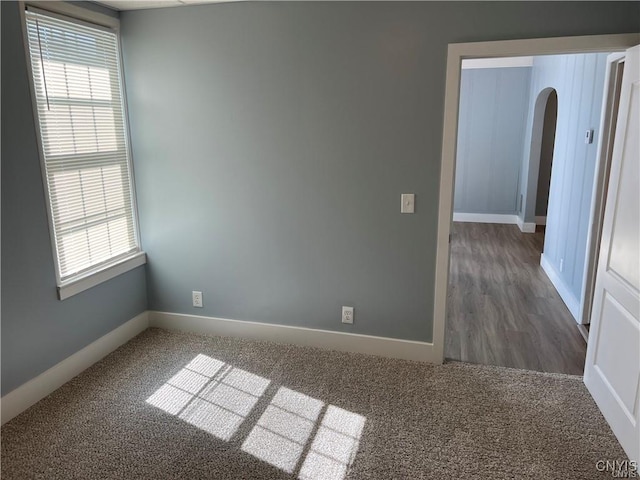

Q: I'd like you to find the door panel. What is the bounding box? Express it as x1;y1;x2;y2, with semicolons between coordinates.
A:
584;44;640;461
608;81;640;291
593;291;639;418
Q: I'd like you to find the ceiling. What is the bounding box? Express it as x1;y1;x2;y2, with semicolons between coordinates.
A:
97;0;237;11
97;0;440;11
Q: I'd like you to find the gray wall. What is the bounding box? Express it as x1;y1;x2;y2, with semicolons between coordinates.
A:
1;1;147;396
454;67;531;215
535;91;558;217
121;1;638;343
540;53;609;306
521;53;609;308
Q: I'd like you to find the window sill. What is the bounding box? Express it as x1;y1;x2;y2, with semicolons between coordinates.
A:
57;252;147;300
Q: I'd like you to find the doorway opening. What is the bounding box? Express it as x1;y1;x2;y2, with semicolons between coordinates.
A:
432;34;638;376
534;89;557;234
445;58;585;373
578;53;626;331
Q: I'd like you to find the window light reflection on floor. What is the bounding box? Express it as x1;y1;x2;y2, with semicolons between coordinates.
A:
146;354;270;440
242;389;366;480
241;387;324;472
146;354;366;480
298;405;366;480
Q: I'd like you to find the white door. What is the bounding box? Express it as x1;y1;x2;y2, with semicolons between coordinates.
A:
584;44;640;461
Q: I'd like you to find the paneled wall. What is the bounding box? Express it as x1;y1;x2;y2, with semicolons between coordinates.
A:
454;67;531;215
522;53;609;315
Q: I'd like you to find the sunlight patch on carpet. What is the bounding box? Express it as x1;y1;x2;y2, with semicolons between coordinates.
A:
147;354;365;479
146;354;270;441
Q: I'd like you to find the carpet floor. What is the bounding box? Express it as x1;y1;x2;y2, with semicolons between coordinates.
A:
1;328;626;479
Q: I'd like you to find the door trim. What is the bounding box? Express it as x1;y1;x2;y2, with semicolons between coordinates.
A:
433;33;640;362
579;52;626;326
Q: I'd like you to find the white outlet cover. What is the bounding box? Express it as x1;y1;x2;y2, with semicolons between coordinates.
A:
192;291;203;308
342;306;354;324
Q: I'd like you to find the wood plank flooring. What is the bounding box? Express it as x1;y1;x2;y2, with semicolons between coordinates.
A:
445;222;587;375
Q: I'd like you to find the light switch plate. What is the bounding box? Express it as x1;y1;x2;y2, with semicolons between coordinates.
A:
585;129;594;144
401;194;415;213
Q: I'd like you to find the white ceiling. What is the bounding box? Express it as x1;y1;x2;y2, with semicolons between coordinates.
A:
98;0;452;11
97;0;237;11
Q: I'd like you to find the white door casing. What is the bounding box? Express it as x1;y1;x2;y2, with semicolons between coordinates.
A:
580;52;626;326
434;33;640;363
584;44;640;461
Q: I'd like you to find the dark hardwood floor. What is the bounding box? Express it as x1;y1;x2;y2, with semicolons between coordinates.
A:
445;222;587;375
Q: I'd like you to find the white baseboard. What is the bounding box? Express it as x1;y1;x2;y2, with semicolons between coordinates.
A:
516;217;537;233
577;324;589;343
540;254;580;322
1;310;437;424
535;216;547;226
451;212;538;233
1;311;149;425
453;212;518;224
149;311;438;364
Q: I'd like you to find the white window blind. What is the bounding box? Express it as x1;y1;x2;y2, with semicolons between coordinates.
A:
25;8;140;286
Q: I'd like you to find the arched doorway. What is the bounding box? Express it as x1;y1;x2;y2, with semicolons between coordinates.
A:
535;90;558;240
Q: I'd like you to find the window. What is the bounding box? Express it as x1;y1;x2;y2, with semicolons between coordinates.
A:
24;6;144;299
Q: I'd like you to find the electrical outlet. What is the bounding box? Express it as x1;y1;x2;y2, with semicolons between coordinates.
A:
342;306;354;324
559;259;564;272
192;291;203;308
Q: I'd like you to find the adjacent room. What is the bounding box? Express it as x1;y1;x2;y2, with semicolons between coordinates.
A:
446;53;610;375
2;0;639;478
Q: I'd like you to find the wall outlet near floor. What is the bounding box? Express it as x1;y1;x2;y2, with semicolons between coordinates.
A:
559;258;564;272
342;306;354;324
192;291;203;308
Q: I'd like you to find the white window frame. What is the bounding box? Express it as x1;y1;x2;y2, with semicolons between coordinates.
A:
20;1;146;300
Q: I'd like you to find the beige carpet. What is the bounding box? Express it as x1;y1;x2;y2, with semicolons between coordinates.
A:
1;328;626;479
